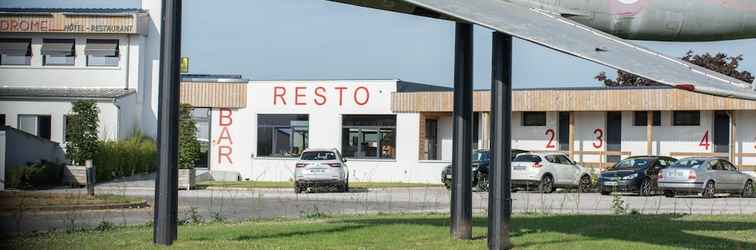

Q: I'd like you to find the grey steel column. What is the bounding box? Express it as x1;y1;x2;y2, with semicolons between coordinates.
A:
451;22;474;240
488;32;513;250
154;0;182;245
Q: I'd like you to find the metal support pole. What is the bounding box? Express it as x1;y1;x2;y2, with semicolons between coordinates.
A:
451;22;474;240
85;160;95;197
154;0;182;245
488;32;513;250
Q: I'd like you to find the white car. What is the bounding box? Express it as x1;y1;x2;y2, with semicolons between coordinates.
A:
511;152;593;193
294;148;350;193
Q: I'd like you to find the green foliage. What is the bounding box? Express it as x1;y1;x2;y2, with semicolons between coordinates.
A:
6;162;64;190
596;51;755;87
611;192;627;215
179;104;201;169
66;100;101;165
93;134;157;182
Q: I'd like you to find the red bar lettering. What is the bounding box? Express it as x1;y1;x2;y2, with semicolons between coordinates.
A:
219;108;233;126
218;146;233;164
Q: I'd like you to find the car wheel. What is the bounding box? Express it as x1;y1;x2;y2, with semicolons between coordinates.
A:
663;191;675;198
702;181;716;199
539;175;555;193
639;178;653;197
477;174;490;192
578;175;592;193
742;180;754;198
294;183;303;194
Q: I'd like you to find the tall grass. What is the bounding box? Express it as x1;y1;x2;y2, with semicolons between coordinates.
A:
93;133;157;182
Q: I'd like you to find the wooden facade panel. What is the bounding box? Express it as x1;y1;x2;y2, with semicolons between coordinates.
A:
392;88;756;112
180;82;247;108
0;12;148;34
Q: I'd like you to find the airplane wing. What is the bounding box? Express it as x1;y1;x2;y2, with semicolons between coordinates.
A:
329;0;756;100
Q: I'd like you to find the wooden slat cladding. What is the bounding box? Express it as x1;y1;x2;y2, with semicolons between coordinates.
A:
180;82;247;108
0;12;148;34
392;88;756;112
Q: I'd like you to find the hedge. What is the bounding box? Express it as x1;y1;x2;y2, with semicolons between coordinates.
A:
93;134;157;182
6;162;64;190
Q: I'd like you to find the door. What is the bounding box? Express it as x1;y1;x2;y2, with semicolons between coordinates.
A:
713;111;730;154
426;119;439;160
558;112;570;151
606;112;622;163
545;154;572;185
709;160;730;191
722;161;744;191
557;154;581;184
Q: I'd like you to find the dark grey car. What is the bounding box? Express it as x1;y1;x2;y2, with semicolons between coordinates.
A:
658;158;755;198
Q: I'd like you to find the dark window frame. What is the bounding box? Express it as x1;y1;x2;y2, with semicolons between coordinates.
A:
85;39;120;67
673;111;701;126
0;38;32;66
341;115;397;160
17;114;52;140
0;114;5;126
256;114;309;158
522;112;547;127
633;111;662;126
42;38;76;66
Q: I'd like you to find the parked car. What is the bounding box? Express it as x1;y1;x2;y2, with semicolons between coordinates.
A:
598;156;677;196
293;148;349;193
511;152;593;193
442;149;528;191
658;157;755;198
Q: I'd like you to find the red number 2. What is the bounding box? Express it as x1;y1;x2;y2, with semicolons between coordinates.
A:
700;130;711;150
545;129;556;149
593;128;604;149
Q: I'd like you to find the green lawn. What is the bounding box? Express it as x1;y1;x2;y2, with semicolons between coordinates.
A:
197;181;444;189
0;192;144;213
4;213;756;249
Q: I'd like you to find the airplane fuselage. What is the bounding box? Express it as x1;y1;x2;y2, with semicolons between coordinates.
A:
514;0;756;41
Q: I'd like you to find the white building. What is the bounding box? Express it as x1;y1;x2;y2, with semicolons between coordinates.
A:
0;4;164;144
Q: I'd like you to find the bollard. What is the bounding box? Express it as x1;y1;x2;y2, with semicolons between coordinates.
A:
85;160;96;196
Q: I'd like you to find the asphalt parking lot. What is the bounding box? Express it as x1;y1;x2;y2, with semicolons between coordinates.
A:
2;186;755;234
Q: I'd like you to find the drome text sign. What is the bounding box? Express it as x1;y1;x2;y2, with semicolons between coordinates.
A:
0;13;147;34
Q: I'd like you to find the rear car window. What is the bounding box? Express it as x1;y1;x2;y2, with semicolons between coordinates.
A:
300;151;337;161
514;154;542;163
670;159;706;169
612;158;652;169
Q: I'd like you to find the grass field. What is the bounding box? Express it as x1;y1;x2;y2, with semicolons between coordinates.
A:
197;181;444;189
3;213;755;249
0;192;144;213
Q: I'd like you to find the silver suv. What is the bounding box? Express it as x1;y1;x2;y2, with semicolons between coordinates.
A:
294;148;349;193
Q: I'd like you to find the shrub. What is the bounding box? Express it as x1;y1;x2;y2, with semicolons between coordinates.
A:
66;100;100;166
93;134;157;182
6;162;64;190
179;104;200;169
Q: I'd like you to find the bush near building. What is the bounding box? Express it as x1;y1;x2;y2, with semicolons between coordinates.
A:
179;104;201;169
65;100;100;166
93;133;157;182
6;161;64;190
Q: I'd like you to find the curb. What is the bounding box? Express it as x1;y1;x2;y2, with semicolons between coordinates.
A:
0;200;149;214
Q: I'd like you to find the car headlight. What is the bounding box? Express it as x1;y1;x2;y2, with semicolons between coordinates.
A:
621;173;638;180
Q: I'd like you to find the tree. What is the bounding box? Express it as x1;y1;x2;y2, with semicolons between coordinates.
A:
66;100;100;166
178;104;201;169
596;51;755;87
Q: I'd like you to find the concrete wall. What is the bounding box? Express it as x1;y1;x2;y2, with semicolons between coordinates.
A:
511;111;559;151
1;126;66;172
0;99;123;143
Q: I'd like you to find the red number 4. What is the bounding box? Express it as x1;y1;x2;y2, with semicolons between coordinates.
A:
699;130;711;150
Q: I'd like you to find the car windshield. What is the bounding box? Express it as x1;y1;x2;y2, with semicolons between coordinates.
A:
670;159;706;169
514;154;541;163
300;151;337;161
611;158;653;170
473;151;489;161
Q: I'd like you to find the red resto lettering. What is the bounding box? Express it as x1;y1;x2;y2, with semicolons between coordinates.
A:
314;87;327;106
295;87;307;106
354;86;370;106
335;87;348;106
274;86;287;105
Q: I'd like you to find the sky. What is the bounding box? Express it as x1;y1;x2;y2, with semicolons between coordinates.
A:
3;0;756;89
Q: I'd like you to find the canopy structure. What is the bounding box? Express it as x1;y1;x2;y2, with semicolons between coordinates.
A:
330;0;756;100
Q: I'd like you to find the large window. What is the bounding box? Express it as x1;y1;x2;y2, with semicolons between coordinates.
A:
257;114;309;157
425;119;439;160
18;114;52;140
522;112;547;126
0;38;32;65
86;39;119;66
633;111;661;126
0;114;5;126
342;115;396;159
673;111;700;126
42;39;75;66
191;108;211;168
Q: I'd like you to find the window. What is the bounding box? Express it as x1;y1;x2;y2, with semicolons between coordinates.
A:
514;154;542;163
673;111;700;126
86;39;119;66
42;39;75;65
0;114;5;126
555;155;575;165
341;115;396;159
257;114;309;157
522;112;546;126
191;108;211;168
425;119;439;160
633;111;661;126
63;115;72;142
18;115;52;140
300;151;337;161
0;38;32;65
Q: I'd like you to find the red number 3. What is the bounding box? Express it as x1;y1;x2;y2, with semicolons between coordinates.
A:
593;128;604;149
545;129;556;149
